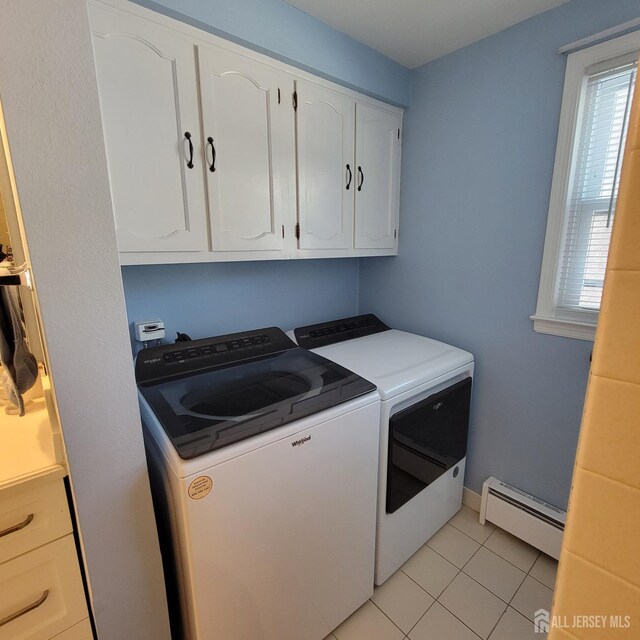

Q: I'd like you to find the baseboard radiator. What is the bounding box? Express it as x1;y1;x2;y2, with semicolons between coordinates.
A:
479;477;566;560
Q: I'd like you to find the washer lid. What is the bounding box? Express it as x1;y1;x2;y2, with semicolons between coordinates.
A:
312;330;473;400
136;327;375;459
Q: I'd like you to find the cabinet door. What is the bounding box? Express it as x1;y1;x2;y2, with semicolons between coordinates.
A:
198;47;295;253
354;103;401;250
91;6;207;253
296;81;355;250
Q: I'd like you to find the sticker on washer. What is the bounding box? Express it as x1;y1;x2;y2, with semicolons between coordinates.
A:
188;476;213;500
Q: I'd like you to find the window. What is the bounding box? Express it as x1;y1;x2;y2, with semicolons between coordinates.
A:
533;32;640;340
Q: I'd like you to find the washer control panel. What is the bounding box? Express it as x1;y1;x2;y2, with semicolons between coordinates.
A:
161;334;271;363
136;327;291;384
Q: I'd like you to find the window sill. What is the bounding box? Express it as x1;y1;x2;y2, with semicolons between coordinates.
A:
530;315;596;341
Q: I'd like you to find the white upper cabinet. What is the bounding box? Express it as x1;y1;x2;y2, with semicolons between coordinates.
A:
354;103;401;250
296;81;355;251
89;0;402;263
197;47;295;254
91;5;207;253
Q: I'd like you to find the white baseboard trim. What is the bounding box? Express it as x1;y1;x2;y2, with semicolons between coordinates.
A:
462;487;482;512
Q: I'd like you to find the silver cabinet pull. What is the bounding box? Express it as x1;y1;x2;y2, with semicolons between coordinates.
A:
0;589;49;627
0;513;34;538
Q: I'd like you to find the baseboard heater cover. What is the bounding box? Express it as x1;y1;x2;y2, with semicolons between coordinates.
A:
479;477;566;560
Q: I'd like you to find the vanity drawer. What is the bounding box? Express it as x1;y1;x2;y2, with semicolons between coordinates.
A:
51;618;93;640
0;534;88;640
0;479;72;564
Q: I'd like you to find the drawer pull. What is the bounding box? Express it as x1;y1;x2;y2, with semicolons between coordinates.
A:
0;589;49;627
0;513;34;538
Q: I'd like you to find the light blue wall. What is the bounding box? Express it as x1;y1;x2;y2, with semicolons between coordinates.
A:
122;260;359;345
132;0;410;106
360;0;640;510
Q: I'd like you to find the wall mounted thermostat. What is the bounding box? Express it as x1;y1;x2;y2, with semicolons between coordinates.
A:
135;319;166;343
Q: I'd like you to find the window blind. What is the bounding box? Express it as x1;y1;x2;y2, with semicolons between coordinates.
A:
556;60;637;312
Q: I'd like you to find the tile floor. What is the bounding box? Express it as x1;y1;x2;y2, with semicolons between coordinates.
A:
327;506;557;640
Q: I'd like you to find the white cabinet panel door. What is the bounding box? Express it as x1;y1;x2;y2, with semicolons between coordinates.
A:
296;81;355;250
198;47;295;253
354;103;401;250
0;479;71;565
91;6;207;253
0;536;88;640
51;618;93;640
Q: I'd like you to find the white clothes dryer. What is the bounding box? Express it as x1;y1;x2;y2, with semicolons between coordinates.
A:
290;315;474;585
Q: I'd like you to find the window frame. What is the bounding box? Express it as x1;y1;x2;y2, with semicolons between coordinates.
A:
532;31;640;341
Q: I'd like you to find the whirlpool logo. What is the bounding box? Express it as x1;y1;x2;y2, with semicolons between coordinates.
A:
291;435;311;448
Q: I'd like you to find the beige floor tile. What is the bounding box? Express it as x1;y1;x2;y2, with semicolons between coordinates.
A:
488;607;545;640
483;528;539;572
372;570;434;633
333;600;404;640
529;554;557;590
401;545;459;598
426;524;481;568
448;505;495;543
438;572;506;639
324;635;338;640
510;576;554;623
409;602;480;640
463;546;526;602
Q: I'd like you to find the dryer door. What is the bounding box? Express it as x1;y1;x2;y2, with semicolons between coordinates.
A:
386;377;471;514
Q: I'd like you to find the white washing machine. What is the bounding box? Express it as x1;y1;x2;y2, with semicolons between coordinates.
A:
137;327;380;639
291;315;474;585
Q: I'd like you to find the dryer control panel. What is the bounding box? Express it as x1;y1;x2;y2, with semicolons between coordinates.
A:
294;314;390;350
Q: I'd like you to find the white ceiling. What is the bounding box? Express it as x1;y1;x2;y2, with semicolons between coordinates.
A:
284;0;570;68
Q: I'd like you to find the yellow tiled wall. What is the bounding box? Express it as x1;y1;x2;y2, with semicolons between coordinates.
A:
549;76;640;639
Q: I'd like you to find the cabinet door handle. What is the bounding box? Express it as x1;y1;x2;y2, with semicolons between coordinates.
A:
0;590;49;627
345;164;352;190
184;132;194;169
357;166;364;191
0;513;34;538
207;137;216;173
